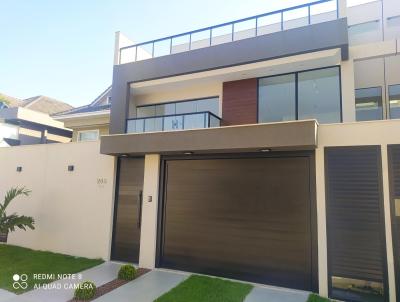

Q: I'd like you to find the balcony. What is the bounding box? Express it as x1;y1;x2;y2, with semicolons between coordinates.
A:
119;0;339;64
126;111;221;134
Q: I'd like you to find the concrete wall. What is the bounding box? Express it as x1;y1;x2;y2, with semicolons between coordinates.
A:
0;141;115;260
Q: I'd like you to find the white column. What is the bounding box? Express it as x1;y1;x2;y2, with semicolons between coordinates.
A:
341;59;356;122
381;145;397;302
113;31;134;65
315;147;329;297
337;0;348;18
138;154;161;269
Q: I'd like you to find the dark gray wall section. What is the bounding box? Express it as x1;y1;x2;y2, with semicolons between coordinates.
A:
110;18;349;134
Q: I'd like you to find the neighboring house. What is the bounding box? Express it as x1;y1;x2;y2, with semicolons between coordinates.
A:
0;93;73;114
17;95;73;115
0;107;72;146
53;86;111;142
0;93;73;146
0;93;21;108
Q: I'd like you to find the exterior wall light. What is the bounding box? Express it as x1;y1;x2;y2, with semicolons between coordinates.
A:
184;151;194;155
260;148;272;152
16;166;22;172
68;165;74;172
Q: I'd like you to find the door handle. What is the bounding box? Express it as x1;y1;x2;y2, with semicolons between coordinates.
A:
395;198;400;217
137;190;143;228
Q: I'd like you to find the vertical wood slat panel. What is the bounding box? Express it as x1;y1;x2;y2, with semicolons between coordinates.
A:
112;158;145;263
325;146;387;285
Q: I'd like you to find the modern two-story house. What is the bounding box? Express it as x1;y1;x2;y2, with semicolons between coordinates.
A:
100;0;400;301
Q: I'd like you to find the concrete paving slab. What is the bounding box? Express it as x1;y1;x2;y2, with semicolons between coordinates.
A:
0;289;16;302
94;270;188;302
4;262;122;302
245;286;309;302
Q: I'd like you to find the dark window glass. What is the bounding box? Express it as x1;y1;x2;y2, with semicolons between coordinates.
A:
258;74;296;123
176;101;196;114
196;98;219;116
389;84;400;119
136;106;155;118
298;67;341;123
156;103;175;116
137;97;220;117
355;87;383;121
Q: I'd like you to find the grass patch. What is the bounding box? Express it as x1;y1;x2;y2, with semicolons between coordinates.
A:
307;293;332;302
0;244;103;294
154;275;253;302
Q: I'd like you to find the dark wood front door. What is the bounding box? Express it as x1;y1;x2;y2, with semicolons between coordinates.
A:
111;157;144;263
158;153;317;291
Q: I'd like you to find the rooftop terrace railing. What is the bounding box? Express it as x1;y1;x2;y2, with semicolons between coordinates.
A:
119;0;338;64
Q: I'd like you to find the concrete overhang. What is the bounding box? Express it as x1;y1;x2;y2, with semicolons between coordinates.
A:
100;120;318;156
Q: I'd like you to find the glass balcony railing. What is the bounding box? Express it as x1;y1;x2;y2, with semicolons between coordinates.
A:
119;0;338;64
126;111;221;134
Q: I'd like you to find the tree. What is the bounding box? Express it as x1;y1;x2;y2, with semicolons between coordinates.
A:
0;187;35;242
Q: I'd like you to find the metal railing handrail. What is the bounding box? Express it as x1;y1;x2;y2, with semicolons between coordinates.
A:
126;111;221;121
119;0;337;64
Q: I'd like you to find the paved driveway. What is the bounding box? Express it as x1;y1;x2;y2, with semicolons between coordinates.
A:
94;270;188;302
0;289;15;302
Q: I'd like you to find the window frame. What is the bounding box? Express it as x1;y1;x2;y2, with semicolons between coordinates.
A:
355;86;383;121
257;65;343;124
77;129;100;142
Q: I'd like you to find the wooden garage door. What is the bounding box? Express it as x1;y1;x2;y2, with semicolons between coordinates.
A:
158;154;317;291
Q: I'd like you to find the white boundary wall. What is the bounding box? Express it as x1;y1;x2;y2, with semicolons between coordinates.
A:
0;141;115;260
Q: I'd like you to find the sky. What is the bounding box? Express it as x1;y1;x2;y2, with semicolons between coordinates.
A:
0;0;368;107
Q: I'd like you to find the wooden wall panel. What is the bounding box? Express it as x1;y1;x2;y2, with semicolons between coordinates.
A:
222;78;258;125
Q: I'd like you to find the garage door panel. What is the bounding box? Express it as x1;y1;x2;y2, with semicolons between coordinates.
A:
160;155;314;290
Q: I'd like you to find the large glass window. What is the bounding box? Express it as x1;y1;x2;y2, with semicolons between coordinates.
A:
136;97;220;117
136;106;155;118
258;66;341;124
258;74;296;123
389;84;400;119
298;67;341;123
355;87;383;121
